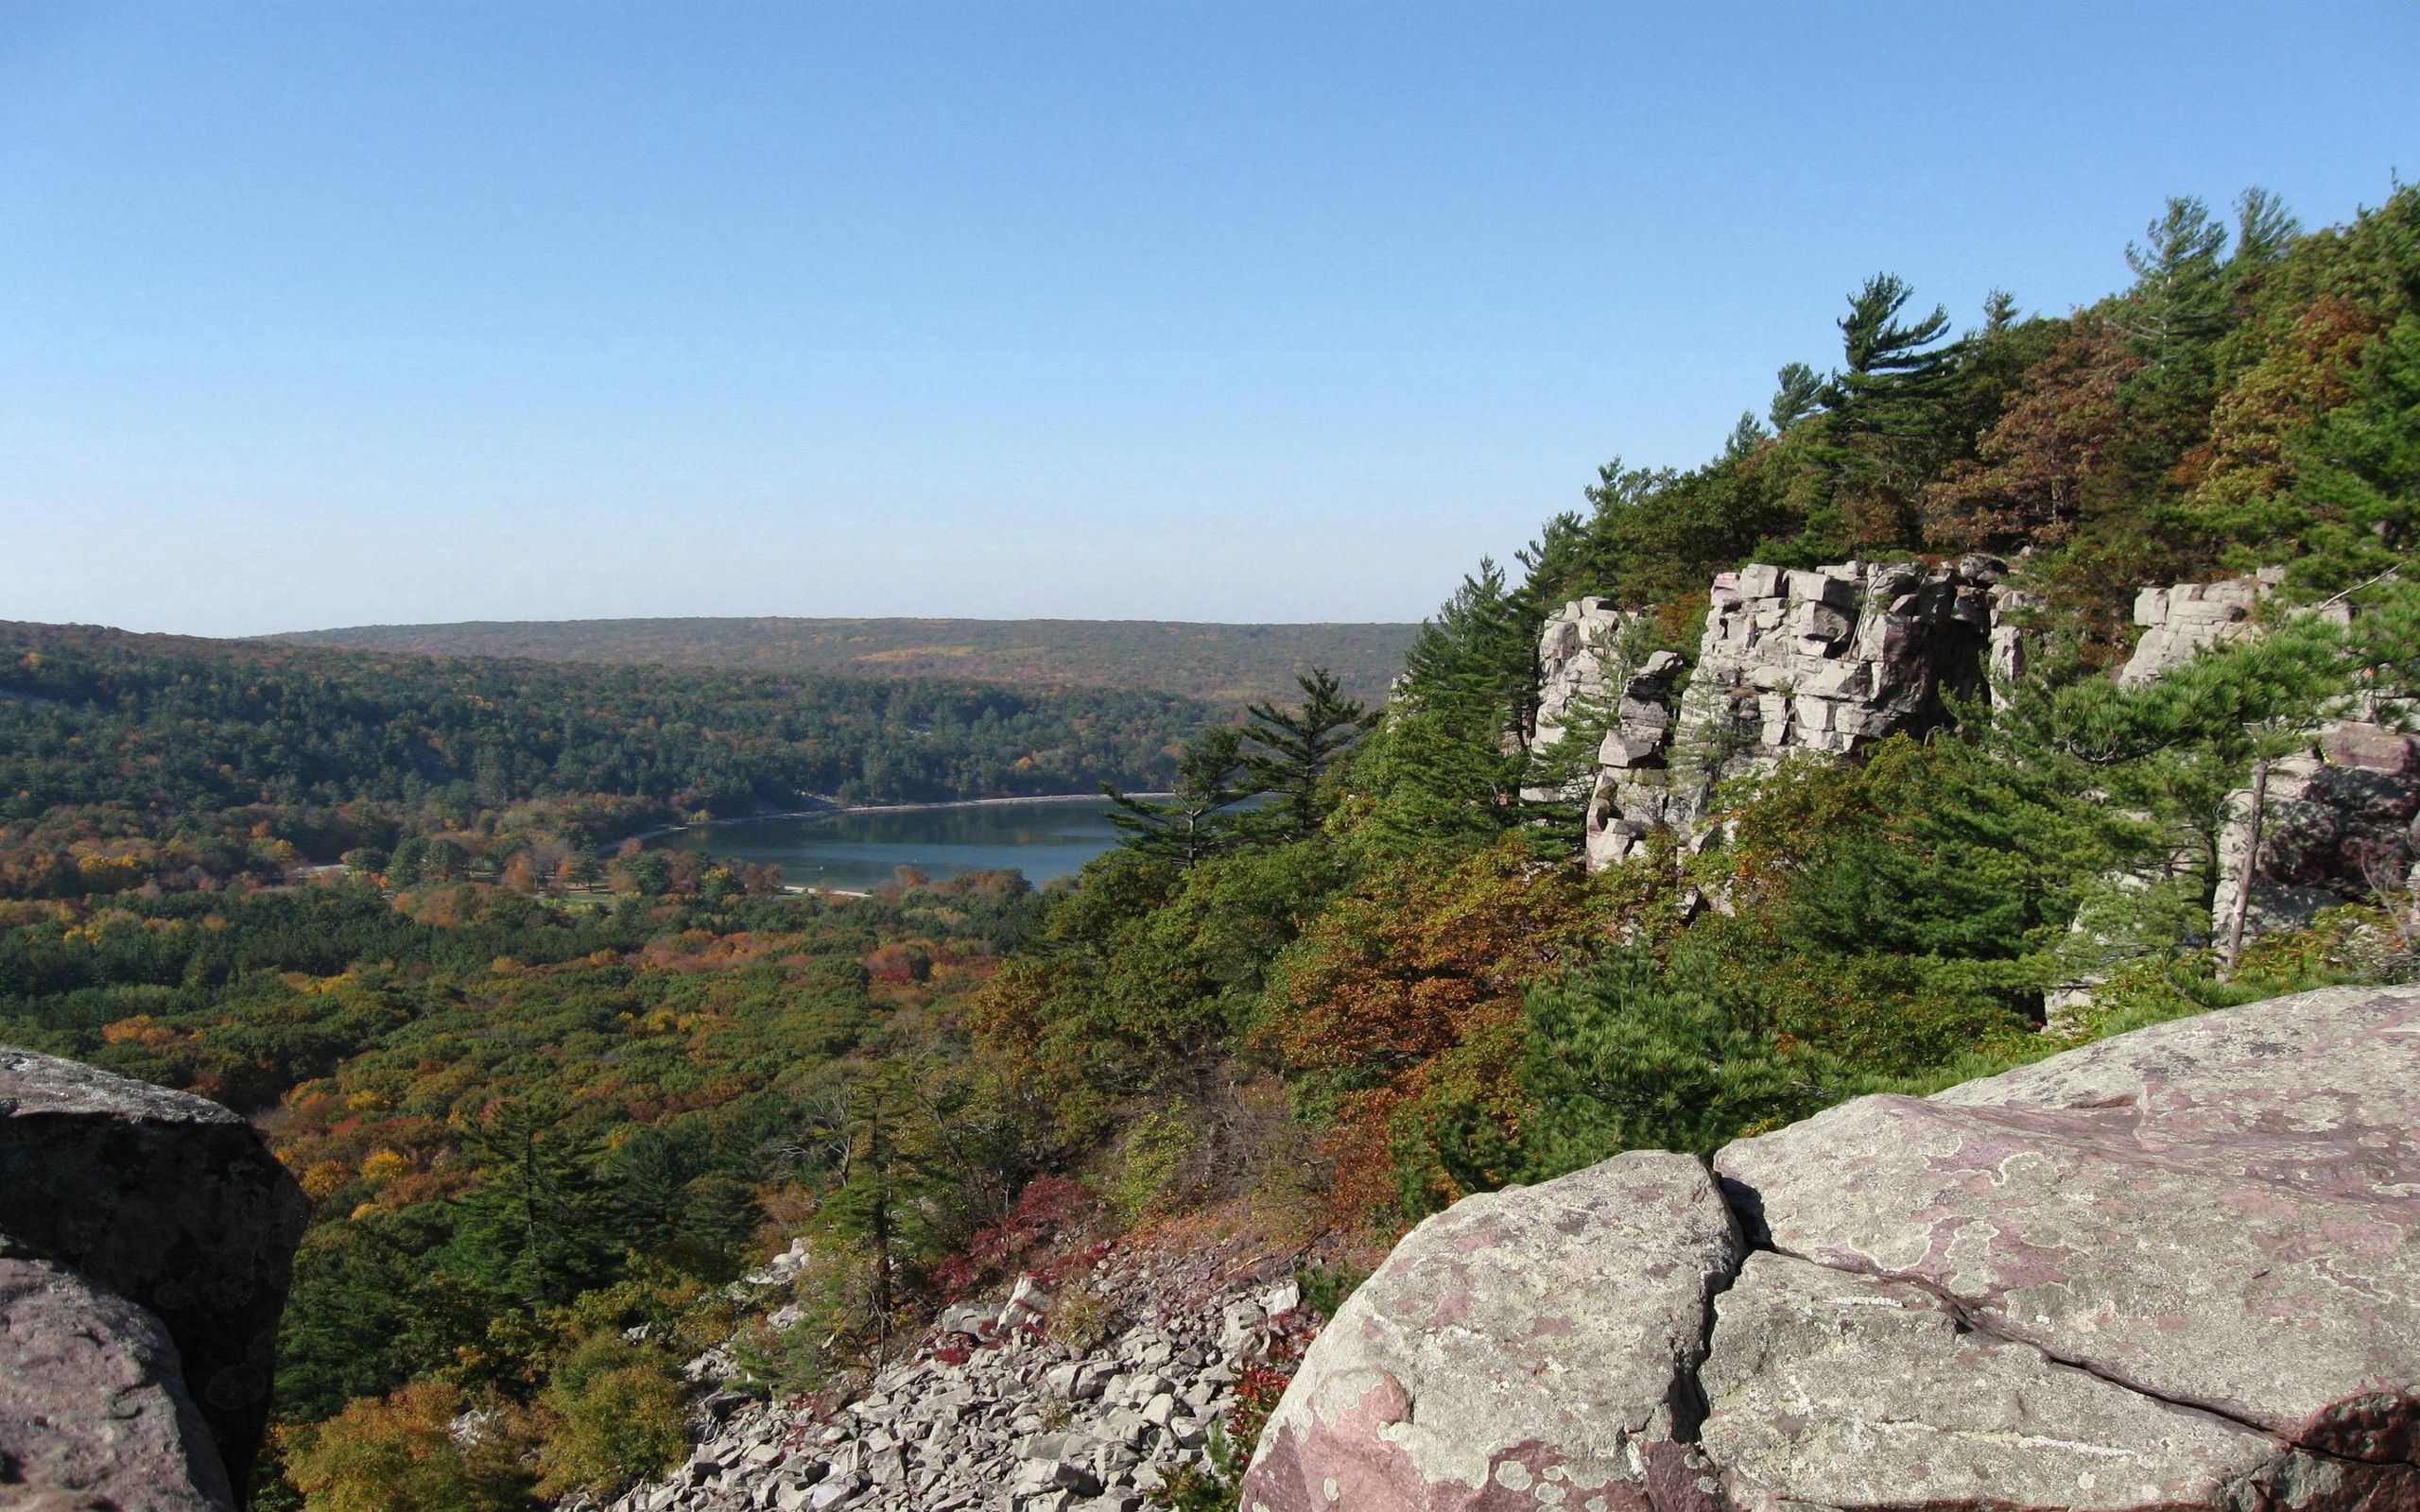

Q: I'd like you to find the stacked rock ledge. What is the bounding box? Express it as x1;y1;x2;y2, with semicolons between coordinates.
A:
1531;558;2026;872
1241;981;2420;1512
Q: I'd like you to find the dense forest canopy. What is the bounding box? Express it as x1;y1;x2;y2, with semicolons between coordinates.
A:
0;622;1206;899
275;616;1419;710
4;183;2416;1512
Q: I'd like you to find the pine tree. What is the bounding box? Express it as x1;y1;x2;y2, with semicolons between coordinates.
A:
2283;313;2420;590
1821;273;1967;545
1240;668;1377;842
450;1097;617;1308
1769;362;1824;432
1826;272;1962;426
1357;561;1537;853
2121;196;2230;377
1100;725;1253;865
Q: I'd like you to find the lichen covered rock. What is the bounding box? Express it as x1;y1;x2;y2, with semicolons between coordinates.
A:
1241;1152;1739;1512
1714;982;2420;1471
1244;982;2420;1512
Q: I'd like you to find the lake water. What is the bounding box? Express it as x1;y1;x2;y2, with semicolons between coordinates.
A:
648;796;1128;891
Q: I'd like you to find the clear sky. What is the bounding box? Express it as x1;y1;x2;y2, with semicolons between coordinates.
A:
2;3;2412;636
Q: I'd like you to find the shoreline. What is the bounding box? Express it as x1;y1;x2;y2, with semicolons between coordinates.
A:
619;790;1169;848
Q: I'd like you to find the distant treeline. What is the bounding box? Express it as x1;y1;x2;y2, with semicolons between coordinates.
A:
0;622;1203;897
275;615;1417;709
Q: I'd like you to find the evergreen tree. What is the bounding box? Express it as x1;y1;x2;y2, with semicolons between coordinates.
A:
1239;668;1377;842
2121;196;2230;377
1357;562;1537;853
450;1097;617;1308
2230;187;2301;278
1769;361;1824;432
1721;411;1768;461
1100;725;1253;865
1821;272;1967;544
2282;313;2420;590
1826;272;1962;425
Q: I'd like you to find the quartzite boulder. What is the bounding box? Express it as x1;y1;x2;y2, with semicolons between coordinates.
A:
1711;981;2420;1504
1244;982;2420;1512
1241;1152;1739;1512
0;1245;234;1512
1701;1251;2394;1511
0;1047;308;1502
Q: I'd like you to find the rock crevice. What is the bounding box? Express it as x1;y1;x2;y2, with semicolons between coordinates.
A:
1242;983;2420;1512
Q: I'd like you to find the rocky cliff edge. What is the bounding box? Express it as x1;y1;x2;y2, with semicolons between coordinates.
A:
1241;981;2420;1512
0;1047;308;1511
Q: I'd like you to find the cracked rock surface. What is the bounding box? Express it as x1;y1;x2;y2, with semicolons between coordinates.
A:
1241;1152;1739;1512
1241;982;2420;1512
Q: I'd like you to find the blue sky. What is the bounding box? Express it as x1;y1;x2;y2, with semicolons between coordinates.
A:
2;3;2412;635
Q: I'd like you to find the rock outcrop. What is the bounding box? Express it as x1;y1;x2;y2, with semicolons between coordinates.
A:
1535;558;2016;869
1245;1153;1737;1512
1240;981;2420;1512
2213;719;2420;941
0;1047;308;1508
2117;573;2276;685
0;1244;234;1512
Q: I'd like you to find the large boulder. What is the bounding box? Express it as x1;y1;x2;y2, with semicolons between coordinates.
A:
0;1243;234;1512
1241;1152;1739;1512
0;1047;308;1503
1713;983;2420;1473
1245;982;2420;1512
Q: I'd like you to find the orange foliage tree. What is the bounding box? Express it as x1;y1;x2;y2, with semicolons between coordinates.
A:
1255;838;1616;1228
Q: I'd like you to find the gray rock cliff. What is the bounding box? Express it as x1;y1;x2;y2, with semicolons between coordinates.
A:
1241;981;2420;1512
1534;558;2020;871
0;1047;308;1509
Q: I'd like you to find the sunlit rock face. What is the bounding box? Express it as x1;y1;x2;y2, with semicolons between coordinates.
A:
1533;557;2015;870
1244;981;2420;1512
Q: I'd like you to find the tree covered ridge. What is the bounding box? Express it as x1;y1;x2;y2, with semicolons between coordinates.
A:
1527;185;2419;632
0;620;1207;898
274;615;1419;711
983;181;2420;1269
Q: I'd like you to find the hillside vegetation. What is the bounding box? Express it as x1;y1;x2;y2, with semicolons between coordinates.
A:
275;617;1417;710
2;184;2416;1512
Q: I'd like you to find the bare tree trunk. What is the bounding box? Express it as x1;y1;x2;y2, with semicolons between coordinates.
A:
2223;757;2270;971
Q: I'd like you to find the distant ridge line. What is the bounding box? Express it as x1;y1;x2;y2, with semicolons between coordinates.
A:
274;615;1418;709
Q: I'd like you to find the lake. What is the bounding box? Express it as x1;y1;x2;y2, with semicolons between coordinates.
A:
647;796;1129;891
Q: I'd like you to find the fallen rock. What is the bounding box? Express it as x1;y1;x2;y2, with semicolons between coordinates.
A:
1241;1151;1739;1512
0;1047;307;1503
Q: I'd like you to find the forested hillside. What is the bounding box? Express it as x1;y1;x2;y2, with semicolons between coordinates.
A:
275;617;1417;710
0;623;1203;899
4;184;2416;1512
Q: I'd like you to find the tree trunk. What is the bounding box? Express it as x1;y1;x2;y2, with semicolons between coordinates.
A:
2222;757;2270;971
